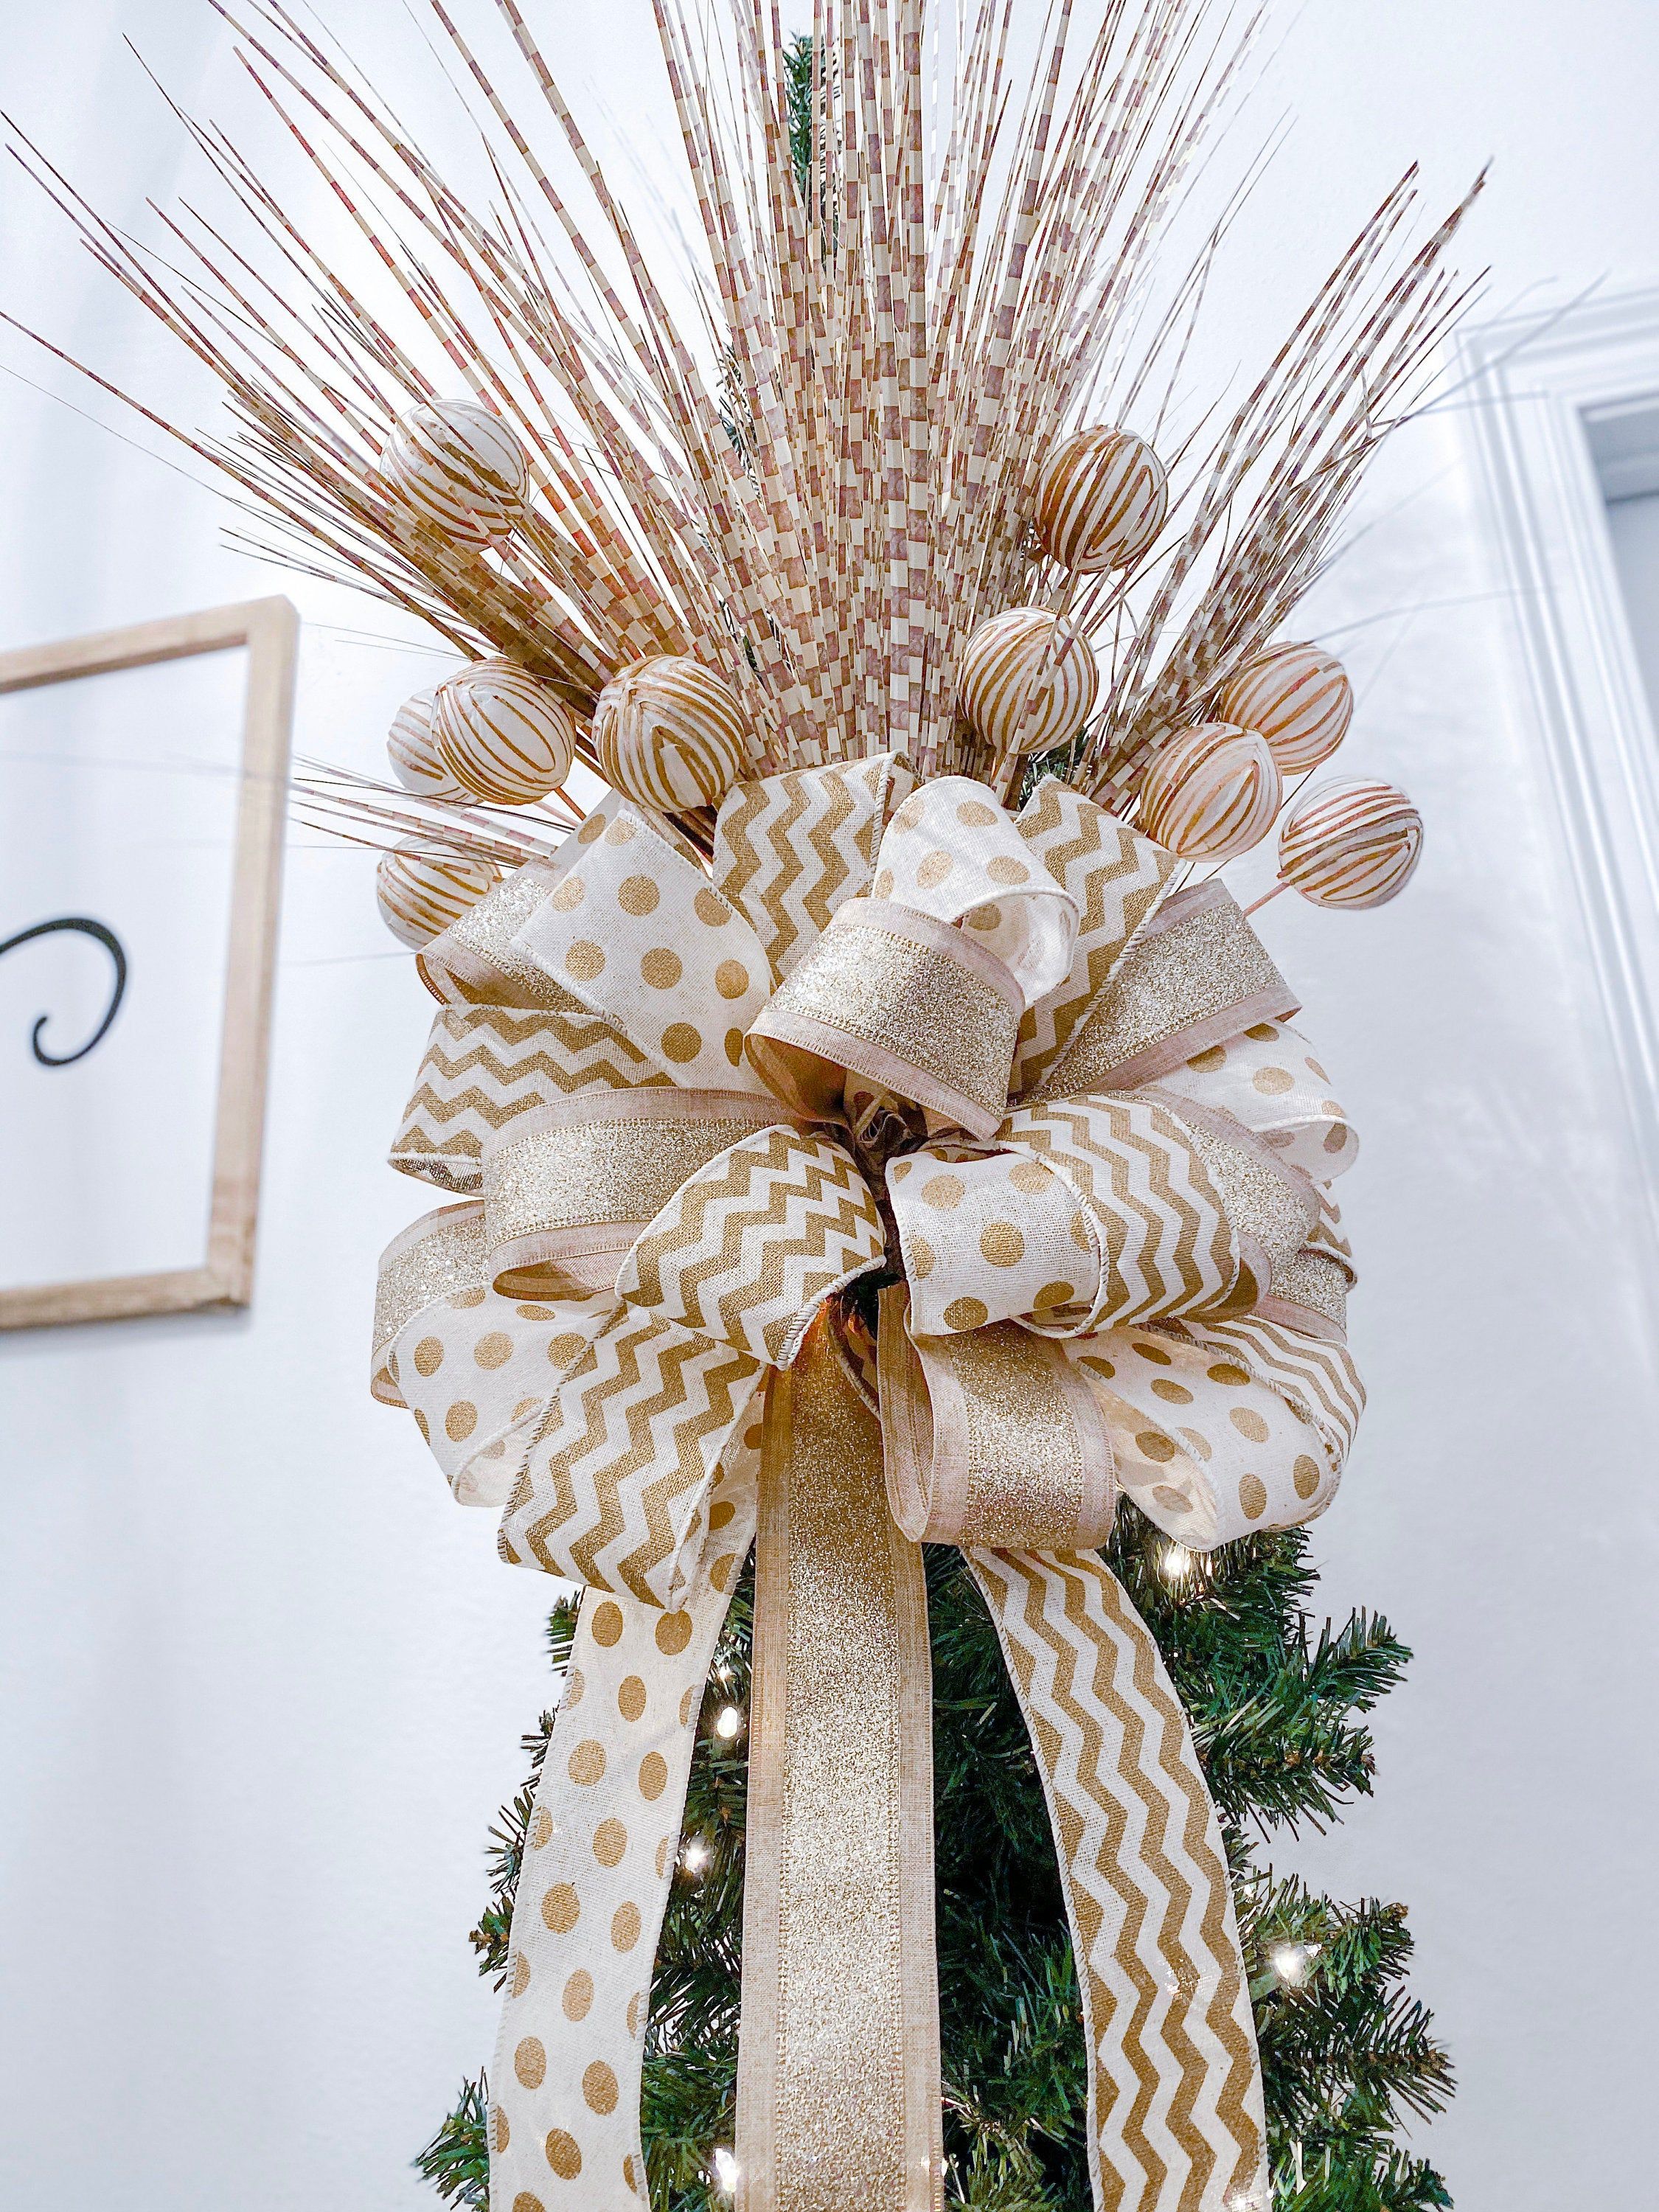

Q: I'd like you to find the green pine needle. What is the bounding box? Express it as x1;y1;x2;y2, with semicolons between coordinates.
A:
415;2076;490;2208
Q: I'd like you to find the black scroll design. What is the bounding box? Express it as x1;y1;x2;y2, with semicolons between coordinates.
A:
0;917;129;1068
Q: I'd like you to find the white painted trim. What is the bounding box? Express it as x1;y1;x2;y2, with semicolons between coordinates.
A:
1458;291;1659;1241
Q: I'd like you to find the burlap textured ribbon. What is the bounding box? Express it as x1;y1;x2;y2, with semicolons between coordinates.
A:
375;755;1366;2212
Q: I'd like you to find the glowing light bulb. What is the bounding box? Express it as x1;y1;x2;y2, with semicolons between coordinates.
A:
1269;1941;1321;1986
1161;1543;1194;1582
712;2146;740;2194
681;1837;712;1875
715;1705;742;1741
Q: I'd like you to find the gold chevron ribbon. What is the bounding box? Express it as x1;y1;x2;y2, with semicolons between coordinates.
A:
372;763;1370;2212
968;1548;1267;2210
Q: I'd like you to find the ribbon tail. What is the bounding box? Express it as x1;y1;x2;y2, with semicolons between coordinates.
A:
966;1548;1267;2212
487;1442;759;2210
737;1315;943;2212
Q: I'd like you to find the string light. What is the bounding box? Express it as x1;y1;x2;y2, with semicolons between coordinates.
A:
712;2146;740;2195
1269;1941;1321;1987
681;1837;712;1877
1160;1543;1194;1583
714;1705;743;1741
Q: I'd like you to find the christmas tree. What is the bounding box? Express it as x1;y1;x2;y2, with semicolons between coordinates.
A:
418;1495;1453;2212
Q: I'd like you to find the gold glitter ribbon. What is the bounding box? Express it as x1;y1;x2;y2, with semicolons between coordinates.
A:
877;1284;1117;1549
481;1088;800;1295
370;1200;487;1404
737;1317;942;2211
1040;878;1299;1098
745;895;1025;1138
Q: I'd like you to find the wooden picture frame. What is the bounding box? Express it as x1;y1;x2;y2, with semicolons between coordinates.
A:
0;597;297;1329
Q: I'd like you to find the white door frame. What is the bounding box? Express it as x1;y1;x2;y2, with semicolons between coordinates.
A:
1459;290;1659;1238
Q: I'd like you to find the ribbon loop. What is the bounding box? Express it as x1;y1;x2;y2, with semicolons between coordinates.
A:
1011;781;1175;1096
745;894;1026;1136
877;1286;1117;1548
616;1124;886;1366
1039;879;1298;1099
1155;1015;1359;1180
369;1202;611;1507
511;793;774;1092
1063;1320;1346;1548
497;1301;764;1610
873;774;1079;1004
389;1005;671;1194
886;1141;1099;1335
714;749;917;981
417;852;581;1010
998;1094;1246;1329
481;1089;798;1296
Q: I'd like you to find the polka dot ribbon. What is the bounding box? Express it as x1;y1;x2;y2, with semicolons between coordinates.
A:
374;765;1368;2212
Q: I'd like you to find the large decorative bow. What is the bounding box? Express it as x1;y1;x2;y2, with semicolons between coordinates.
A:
372;754;1364;2212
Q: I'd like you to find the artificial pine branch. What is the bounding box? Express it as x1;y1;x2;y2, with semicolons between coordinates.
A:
414;2076;491;2208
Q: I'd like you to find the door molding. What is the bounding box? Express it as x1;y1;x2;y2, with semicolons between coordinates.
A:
1459;290;1659;1238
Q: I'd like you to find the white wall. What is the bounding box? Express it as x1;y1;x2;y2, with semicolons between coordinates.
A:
4;4;1659;2207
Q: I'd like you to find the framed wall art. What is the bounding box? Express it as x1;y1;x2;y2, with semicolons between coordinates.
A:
0;597;296;1328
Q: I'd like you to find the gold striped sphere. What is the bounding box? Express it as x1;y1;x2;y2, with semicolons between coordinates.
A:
386;685;465;801
376;400;529;546
434;658;577;806
593;655;754;810
1217;641;1354;773
956;608;1099;757
376;838;502;949
1138;723;1282;860
1279;777;1422;910
1035;425;1168;574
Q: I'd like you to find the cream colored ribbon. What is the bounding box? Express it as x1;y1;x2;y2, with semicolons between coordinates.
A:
375;755;1366;2212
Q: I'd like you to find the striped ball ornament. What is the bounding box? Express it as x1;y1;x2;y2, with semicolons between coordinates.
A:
376;400;529;546
1217;641;1354;773
1278;777;1422;910
386;686;466;801
956;608;1099;757
1035;425;1168;574
434;658;577;806
376;839;502;949
1138;723;1282;860
593;655;754;810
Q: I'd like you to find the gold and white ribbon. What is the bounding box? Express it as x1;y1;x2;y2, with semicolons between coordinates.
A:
372;759;1368;2212
490;1442;761;2205
968;1547;1267;2212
